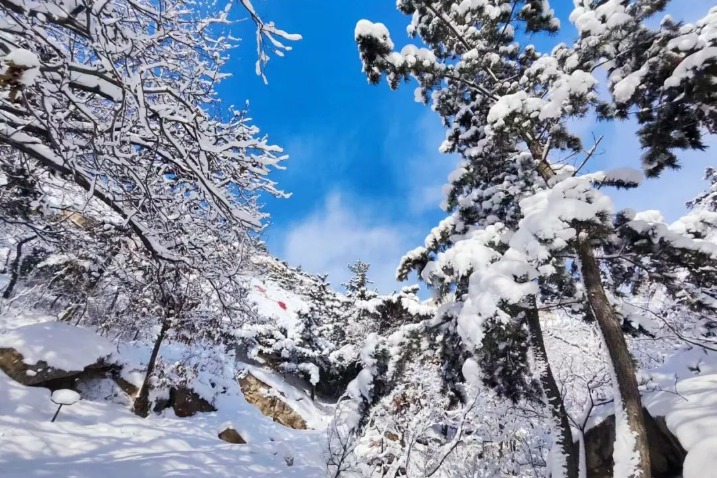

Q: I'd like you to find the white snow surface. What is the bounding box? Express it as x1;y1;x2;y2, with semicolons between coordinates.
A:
51;389;81;405
643;347;717;478
354;19;393;49
0;321;114;371
0;288;331;477
664;8;717;89
0;369;326;477
3;48;40;68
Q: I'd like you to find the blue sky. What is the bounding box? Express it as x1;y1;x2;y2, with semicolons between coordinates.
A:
221;1;715;293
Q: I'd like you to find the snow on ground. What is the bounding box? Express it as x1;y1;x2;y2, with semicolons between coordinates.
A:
248;275;309;330
0;369;326;477
643;346;717;478
0;306;331;478
0;321;114;371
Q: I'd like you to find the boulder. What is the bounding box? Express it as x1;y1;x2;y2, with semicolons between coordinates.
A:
171;386;216;417
152;386;216;417
0;346;114;390
585;408;686;478
218;425;246;444
239;373;307;430
0;322;115;389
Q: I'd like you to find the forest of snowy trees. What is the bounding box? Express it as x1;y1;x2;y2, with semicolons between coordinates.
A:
0;1;716;477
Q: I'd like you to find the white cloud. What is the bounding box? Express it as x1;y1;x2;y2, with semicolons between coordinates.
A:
282;192;416;293
276;111;458;294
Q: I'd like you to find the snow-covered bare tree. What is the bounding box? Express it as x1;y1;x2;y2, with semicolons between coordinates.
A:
0;0;300;416
0;0;298;264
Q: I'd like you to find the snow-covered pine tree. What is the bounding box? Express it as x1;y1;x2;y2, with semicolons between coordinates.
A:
337;260;381;341
604;168;717;352
295;274;347;398
356;1;717;474
356;2;584;474
571;1;717;177
577;3;717;337
240;267;362;400
344;260;378;301
690;169;717;218
330;289;554;476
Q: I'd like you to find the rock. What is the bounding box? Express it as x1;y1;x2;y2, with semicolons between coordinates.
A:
150;386;216;417
218;425;246;444
171;386;216;417
0;347;114;390
585;408;686;478
239;373;307;430
0;322;116;390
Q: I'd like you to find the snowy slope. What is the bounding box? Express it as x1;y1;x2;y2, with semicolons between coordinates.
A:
644;347;717;478
0;369;326;477
0;267;334;478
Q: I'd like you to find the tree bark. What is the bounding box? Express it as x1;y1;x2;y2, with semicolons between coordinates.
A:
532;151;651;477
525;305;579;478
2;235;35;299
576;240;651;477
133;318;170;417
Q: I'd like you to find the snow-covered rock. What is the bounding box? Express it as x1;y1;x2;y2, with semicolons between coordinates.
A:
239;372;308;430
0;321;114;371
0;321;115;386
644;348;717;478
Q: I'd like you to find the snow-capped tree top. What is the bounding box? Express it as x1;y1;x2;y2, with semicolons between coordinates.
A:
572;2;717;176
343;260;378;301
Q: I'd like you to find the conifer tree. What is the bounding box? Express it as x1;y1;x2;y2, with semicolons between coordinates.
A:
339;260;381;339
344;260;376;300
356;3;582;474
355;1;717;476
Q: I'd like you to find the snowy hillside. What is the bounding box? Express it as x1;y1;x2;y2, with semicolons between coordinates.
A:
0;267;337;478
643;347;717;478
2;0;717;477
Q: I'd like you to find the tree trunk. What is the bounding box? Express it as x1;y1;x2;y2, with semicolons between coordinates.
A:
525;305;579;478
576;240;651;477
133;318;170;417
532;152;651;477
2;235;35;299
